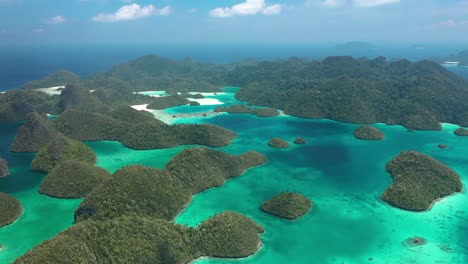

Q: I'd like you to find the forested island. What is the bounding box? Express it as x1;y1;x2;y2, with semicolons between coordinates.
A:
214;105;280;117
0;193;22;228
2;55;468;131
261;192;312;220
353;125;385;140
382;151;462;211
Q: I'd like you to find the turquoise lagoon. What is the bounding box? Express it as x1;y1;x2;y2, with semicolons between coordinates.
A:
1;88;468;263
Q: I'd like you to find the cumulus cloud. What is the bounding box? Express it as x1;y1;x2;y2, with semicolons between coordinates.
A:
92;4;170;22
45;15;65;25
352;0;400;7
209;0;281;18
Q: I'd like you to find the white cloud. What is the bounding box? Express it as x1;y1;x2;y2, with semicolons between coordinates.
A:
45;15;65;25
352;0;400;8
319;0;345;8
209;0;282;18
92;4;170;23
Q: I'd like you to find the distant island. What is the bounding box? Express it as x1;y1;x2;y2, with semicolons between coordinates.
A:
229;56;468;130
382;151;462;211
433;50;468;66
2;55;468;131
261;192;312;220
214;105;280;117
454;128;468;136
0;192;22;228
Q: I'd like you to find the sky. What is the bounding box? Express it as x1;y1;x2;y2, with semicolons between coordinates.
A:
0;0;468;45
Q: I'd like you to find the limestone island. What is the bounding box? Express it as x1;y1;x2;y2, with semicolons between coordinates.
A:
260;192;312;220
39;160;111;199
0;157;9;177
10;112;57;153
76;148;267;222
0;192;22;228
268;138;290;148
31;134;97;173
147;94;189;110
16;211;263;264
164;148;267;194
454;128;468;136
438;144;448;149
294;137;306;144
55;109;237;150
189;101;201;106
353;125;384;140
214;104;280;117
382;151;462;211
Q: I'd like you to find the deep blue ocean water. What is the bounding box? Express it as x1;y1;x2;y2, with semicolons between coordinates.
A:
1;43;467;90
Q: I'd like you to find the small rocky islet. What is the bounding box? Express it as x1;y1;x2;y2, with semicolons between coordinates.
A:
0;157;9;177
353;125;385;140
268;138;290;148
261;192;312;220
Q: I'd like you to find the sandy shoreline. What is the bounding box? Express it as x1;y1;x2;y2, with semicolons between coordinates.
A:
131;104;223;124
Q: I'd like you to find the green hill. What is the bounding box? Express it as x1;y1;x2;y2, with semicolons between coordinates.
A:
10;112;57;152
260;192;312;219
0;192;22;228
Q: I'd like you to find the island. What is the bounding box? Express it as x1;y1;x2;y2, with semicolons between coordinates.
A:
268;138;290;148
189;101;201;106
39;161;111;198
454;128;468;136
381;151;462;211
147;94;190;110
55;109;237;150
0;157;9;177
10;112;57;152
75;165;191;222
353;125;385;140
31;134;97;173
229;57;468;130
294;137;306;144
433;50;468;66
260;192;312;220
15;211;263;264
0;192;22;228
164;148;267;194
214;105;280;117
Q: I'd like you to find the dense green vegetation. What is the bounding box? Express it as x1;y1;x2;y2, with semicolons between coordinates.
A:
454;128;468;136
214;105;279;117
164;148;267;193
382;151;462;211
108;105;156;123
0;157;9;177
75;165;190;222
121;123;237;150
39;161;111;199
22;71;81;89
230;57;468;130
293;137;306;144
260;192;312;220
268;138;290;148
10;112;57;152
15;211;263;264
0;90;59;122
31;134;97;173
0;192;22;228
58;84;109;113
189;101;201;106
55;109;236;149
21;56;227;93
147;94;190;110
353;125;385;140
198;211;264;258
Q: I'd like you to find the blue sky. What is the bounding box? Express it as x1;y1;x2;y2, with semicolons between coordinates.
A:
0;0;467;44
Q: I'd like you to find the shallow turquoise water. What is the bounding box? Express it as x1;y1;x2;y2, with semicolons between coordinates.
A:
1;88;468;263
